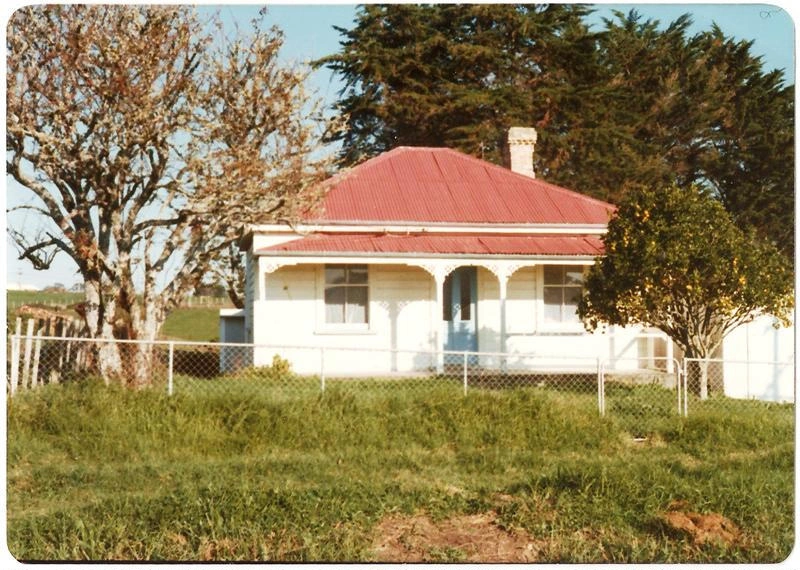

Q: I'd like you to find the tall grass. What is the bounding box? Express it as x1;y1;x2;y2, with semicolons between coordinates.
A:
7;378;794;562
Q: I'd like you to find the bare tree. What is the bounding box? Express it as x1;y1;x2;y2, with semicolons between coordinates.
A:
204;244;247;309
7;5;337;385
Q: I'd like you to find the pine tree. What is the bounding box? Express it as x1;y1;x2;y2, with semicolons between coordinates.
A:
557;13;794;255
694;26;794;257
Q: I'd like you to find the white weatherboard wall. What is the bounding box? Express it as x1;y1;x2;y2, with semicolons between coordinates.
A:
477;266;646;370
244;252;256;343
251;262;664;375
722;315;795;402
255;264;434;374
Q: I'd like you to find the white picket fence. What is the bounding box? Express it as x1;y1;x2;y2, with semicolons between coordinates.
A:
182;295;233;307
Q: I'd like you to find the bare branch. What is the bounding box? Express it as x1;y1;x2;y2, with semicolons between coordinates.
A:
7;4;337;369
8;229;72;270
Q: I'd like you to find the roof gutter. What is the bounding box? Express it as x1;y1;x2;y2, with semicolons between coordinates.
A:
247;221;608;236
253;250;599;262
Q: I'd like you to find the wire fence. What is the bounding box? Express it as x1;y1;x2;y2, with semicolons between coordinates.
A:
6;333;795;431
601;357;683;437
683;357;795;414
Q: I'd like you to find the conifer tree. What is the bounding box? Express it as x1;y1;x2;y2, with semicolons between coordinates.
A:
318;4;596;166
322;6;793;256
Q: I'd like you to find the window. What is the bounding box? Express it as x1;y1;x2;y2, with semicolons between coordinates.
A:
324;265;368;324
543;266;584;325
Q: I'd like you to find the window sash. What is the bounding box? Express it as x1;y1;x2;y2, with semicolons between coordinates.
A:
543;266;584;324
324;265;369;324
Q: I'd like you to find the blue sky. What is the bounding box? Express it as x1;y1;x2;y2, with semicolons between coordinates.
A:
236;3;796;95
5;3;796;290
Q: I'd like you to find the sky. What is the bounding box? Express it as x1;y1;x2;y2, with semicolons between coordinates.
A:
3;2;797;291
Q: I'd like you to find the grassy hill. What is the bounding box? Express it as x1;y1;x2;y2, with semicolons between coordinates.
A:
6;380;794;562
159;307;222;342
7;290;224;342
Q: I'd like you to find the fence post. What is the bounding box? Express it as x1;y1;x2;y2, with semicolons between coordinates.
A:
597;358;605;416
597;358;601;416
167;342;175;396
21;319;35;390
463;351;468;395
675;358;682;417
320;347;326;393
683;360;689;417
9;334;20;396
31;329;43;388
53;321;67;384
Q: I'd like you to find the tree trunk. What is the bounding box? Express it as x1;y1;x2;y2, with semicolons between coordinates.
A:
84;278;123;383
699;359;709;400
227;284;244;309
686;357;711;400
128;291;164;389
132;316;159;388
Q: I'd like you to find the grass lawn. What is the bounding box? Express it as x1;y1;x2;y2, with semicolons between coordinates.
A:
6;378;794;563
7;290;83;308
7;289;221;342
159;307;223;342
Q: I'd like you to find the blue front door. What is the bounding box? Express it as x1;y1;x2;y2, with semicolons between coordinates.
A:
443;267;478;352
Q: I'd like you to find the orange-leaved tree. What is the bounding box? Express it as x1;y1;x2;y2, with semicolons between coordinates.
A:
579;184;793;399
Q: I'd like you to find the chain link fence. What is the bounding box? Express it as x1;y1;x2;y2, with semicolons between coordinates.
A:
600;357;682;437
683;357;795;415
7;334;794;428
7;336;602;406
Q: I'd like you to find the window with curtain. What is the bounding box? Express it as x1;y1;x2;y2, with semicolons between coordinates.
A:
543;266;584;325
324;265;369;324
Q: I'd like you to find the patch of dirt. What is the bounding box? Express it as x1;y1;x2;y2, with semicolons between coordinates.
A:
660;501;742;547
676;453;703;470
372;510;543;562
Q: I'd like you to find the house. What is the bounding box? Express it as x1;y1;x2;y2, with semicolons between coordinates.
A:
721;315;794;403
235;127;673;375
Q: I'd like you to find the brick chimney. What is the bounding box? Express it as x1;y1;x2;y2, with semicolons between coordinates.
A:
505;127;538;178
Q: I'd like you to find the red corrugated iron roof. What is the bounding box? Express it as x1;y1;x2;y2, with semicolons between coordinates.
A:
258;233;604;257
306;147;614;225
